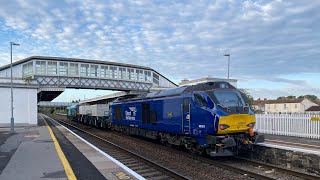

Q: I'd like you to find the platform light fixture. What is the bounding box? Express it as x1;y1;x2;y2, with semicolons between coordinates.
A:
10;42;20;133
224;54;230;79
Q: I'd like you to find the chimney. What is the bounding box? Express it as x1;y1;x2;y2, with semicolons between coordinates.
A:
264;98;267;101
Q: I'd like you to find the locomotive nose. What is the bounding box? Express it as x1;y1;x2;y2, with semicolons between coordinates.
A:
217;114;255;134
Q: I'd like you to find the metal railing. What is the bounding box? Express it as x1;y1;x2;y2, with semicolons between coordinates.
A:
255;113;320;139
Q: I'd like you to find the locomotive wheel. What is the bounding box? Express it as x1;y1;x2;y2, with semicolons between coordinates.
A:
189;144;205;156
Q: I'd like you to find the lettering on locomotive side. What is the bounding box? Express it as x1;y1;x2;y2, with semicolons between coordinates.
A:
199;125;206;128
125;107;137;120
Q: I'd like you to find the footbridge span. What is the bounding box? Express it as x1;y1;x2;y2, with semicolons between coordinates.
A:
0;56;177;126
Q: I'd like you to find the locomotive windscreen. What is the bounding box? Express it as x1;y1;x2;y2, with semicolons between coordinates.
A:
206;90;249;114
212;90;245;107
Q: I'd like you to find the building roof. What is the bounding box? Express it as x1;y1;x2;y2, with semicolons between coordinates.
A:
305;106;320;111
0;56;152;71
265;99;304;104
253;99;268;106
254;98;320;105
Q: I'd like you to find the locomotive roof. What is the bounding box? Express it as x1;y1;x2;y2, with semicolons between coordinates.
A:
116;81;235;102
183;81;235;92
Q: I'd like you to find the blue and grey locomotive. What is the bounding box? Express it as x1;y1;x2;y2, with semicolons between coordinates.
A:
110;82;264;156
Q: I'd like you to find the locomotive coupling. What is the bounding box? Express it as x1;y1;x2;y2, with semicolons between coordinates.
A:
221;137;236;147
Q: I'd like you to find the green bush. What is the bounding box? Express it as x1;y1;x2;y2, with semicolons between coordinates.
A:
50;109;55;114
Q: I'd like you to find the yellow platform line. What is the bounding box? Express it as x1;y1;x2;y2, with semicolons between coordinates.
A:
41;114;77;180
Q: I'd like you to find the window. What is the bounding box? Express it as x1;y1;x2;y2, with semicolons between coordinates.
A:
136;70;143;81
284;104;287;109
119;67;126;79
144;71;151;82
69;63;79;76
153;72;159;85
110;66;117;78
22;62;33;77
100;65;108;78
127;68;135;80
90;65;99;77
295;104;298;108
80;64;89;76
59;62;68;75
35;61;46;75
47;61;57;75
212;90;244;107
194;94;208;107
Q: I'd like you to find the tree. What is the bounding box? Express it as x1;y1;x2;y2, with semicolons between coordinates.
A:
298;95;318;100
304;95;318;100
287;96;296;99
277;96;284;100
239;89;254;108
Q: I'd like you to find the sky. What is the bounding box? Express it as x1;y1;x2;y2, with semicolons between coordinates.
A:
0;0;319;101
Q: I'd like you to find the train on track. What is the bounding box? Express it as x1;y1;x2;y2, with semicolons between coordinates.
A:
67;81;264;156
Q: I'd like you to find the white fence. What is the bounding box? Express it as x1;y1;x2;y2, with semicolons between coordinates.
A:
255;114;320;139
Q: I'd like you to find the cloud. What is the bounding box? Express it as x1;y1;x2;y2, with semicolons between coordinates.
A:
265;78;308;86
0;0;319;101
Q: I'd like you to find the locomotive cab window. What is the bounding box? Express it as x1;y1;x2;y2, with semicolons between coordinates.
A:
194;94;208;108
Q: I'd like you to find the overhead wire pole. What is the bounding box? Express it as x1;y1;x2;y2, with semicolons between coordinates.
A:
10;42;20;133
224;54;230;79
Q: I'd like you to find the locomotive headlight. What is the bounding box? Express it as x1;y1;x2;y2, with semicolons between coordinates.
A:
219;124;230;130
247;122;255;128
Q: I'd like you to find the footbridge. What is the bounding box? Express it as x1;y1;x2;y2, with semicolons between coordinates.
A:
0;56;177;126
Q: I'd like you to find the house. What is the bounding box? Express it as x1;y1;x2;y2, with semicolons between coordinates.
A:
264;98;319;113
252;98;268;113
305;106;320;114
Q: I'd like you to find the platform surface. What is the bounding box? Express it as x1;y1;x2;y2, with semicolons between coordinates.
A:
0;125;67;180
259;133;320;155
0;114;141;180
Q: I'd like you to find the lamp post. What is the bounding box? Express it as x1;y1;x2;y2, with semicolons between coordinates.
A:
10;42;20;133
224;54;230;79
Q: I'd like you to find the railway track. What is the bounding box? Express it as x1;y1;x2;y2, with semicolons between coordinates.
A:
42;114;188;180
46;114;283;180
233;157;320;180
46;114;320;179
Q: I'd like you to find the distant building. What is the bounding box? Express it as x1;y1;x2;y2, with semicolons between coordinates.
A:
264;98;319;113
252;98;268;113
179;77;237;87
305;106;320;114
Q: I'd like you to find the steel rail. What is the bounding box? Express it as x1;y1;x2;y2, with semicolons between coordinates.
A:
234;157;320;180
48;114;275;180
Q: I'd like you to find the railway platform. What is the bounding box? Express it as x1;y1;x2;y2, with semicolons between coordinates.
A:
0;114;141;180
258;134;320;155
